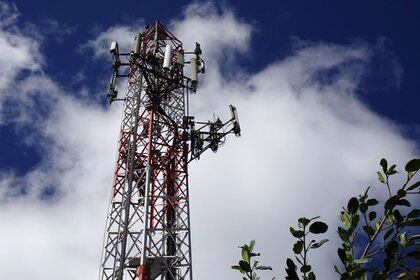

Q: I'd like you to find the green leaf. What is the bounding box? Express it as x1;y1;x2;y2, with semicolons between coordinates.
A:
387;169;398;175
239;260;251;272
347;197;359;214
380;158;388;173
360;186;371;202
408;171;415;179
231;265;240;270
255;266;272;270
249;240;255;251
407;181;420;191
385;240;398;259
385;196;399;211
300;264;311;273
310;239;329;249
397;199;411;207
286;270;299;280
242;247;250;262
407;209;420;219
386;213;396;223
397;189;406;197
308;271;316;280
369;211;377;221
351;214;360;228
401;219;420;227
393;209;403;223
366;199;379;206
309;221;328;234
377;171;386;184
298;217;311;228
387;164;397;175
231;265;244;274
340;212;351;227
384;228;394;240
354;257;372;264
338;227;350;243
360;203;368;213
405;159;420;172
286;258;296;270
338;248;347;264
290;227;304;238
293;241;303;254
363;225;375;236
353;267;367;278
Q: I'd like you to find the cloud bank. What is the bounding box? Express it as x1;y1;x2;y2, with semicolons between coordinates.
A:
0;1;417;280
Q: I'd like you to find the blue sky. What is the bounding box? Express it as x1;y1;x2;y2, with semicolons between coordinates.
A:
0;1;418;279
3;0;419;174
15;0;420;121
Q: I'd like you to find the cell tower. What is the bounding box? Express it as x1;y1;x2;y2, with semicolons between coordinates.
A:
99;22;241;280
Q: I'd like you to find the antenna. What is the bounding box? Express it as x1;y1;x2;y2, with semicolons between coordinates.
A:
133;33;142;55
109;41;119;55
230;104;241;136
190;57;198;86
163;44;172;70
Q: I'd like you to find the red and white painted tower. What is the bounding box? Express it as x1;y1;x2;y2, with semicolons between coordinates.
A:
99;22;241;280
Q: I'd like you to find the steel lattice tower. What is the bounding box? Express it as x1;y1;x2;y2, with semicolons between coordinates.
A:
99;22;241;280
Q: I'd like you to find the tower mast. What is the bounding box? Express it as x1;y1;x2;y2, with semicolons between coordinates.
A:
100;22;241;280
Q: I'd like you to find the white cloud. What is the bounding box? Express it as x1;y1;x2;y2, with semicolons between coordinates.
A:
0;1;19;28
0;1;417;280
33;18;76;42
171;2;252;58
80;23;144;59
0;2;42;115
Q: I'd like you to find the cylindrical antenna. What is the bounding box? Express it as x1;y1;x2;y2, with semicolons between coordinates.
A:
163;44;172;70
190;57;198;84
133;33;142;54
177;52;184;66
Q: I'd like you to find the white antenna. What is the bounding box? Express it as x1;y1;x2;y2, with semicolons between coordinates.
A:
177;52;184;66
163;44;172;70
109;41;119;55
190;57;198;84
133;33;142;54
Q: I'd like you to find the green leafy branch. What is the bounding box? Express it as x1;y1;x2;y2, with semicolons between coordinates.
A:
286;216;329;280
335;158;420;280
231;240;273;280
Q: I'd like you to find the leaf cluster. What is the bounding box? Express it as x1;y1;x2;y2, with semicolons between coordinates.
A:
335;158;420;280
286;216;329;280
231;158;419;280
231;240;273;280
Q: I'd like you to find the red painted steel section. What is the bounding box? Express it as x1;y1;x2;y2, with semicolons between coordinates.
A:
136;265;150;280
